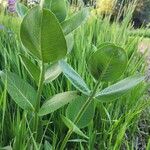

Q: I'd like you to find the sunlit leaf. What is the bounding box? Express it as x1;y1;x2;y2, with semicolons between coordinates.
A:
44;62;62;83
1;72;36;111
51;0;67;22
16;2;28;17
66;96;95;128
95;75;145;102
59;60;91;95
61;8;89;35
87;43;128;81
20;6;67;63
38;91;79;116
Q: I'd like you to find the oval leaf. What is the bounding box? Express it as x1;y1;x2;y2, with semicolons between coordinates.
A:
61;115;89;139
59;60;91;95
20;6;67;63
95;75;145;102
66;96;95;128
51;0;67;22
87;44;128;81
61;8;89;35
44;62;62;83
38;91;79;116
0;72;36;111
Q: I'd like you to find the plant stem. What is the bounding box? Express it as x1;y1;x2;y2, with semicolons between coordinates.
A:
60;129;73;150
60;80;101;150
33;61;45;140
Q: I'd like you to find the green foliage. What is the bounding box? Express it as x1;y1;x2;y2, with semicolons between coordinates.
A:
44;62;62;83
87;44;128;81
59;60;91;95
95;75;145;102
0;72;36;111
51;0;67;22
20;54;40;84
20;54;62;84
66;96;95;128
61;115;89;139
65;33;74;53
0;0;149;149
20;6;67;63
16;3;28;18
61;8;89;35
38;91;79;116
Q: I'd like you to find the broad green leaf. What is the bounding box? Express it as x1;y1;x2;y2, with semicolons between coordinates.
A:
95;75;145;102
20;54;40;84
44;62;62;83
87;44;128;81
0;72;36;111
38;91;79;116
66;33;74;53
51;0;67;22
61;115;89;139
16;3;28;18
59;60;91;95
66;96;95;128
61;8;89;35
20;6;67;63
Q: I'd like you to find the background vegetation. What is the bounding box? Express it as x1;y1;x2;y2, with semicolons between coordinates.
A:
0;0;150;149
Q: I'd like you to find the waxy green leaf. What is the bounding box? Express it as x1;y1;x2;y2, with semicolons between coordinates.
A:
44;62;62;83
20;6;67;63
38;91;79;116
0;72;36;111
87;44;128;81
66;96;95;128
95;75;145;102
59;60;91;95
61;8;89;35
51;0;67;22
16;2;28;18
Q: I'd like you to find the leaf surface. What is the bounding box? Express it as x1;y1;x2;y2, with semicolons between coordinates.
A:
20;6;67;63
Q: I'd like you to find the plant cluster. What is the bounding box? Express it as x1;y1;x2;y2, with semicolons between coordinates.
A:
0;0;149;149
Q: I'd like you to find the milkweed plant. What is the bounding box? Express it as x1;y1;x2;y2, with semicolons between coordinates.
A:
0;0;146;149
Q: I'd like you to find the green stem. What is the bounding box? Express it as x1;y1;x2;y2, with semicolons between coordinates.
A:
60;129;73;150
60;80;101;150
60;57;112;149
33;61;45;140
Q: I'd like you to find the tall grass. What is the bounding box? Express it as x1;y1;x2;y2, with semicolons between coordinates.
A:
0;0;150;149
